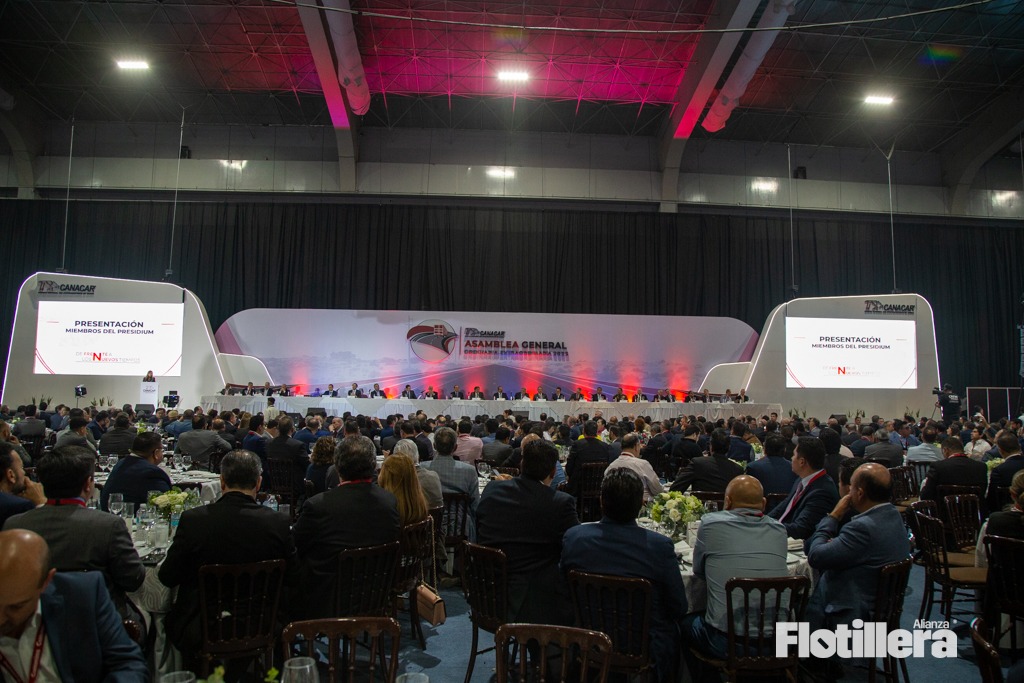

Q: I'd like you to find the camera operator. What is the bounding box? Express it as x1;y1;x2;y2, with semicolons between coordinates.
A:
935;384;963;423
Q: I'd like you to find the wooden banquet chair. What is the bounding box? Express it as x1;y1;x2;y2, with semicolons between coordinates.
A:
461;541;509;683
495;623;613;683
282;617;400;683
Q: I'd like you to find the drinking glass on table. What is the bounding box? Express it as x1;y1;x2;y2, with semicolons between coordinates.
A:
704;501;719;513
108;493;124;517
282;657;320;683
181;455;192;471
151;522;169;553
106;455;118;472
160;672;197;683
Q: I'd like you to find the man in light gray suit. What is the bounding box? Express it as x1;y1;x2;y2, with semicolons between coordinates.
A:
175;414;232;467
863;428;904;467
54;415;98;455
3;446;146;618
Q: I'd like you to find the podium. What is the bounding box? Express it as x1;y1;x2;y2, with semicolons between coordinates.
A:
140;381;159;406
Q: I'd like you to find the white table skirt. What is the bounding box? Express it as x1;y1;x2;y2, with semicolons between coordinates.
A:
204;396;783;422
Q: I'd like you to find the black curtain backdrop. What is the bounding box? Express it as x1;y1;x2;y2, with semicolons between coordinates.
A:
1;197;1022;400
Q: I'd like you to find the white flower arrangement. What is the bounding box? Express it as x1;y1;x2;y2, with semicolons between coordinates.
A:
649;491;705;525
148;487;199;519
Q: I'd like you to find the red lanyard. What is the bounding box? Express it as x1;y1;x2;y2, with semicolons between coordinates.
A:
45;498;85;507
794;470;827;504
0;622;46;683
338;478;373;487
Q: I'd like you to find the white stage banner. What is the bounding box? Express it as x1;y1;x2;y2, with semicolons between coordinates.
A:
215;309;759;399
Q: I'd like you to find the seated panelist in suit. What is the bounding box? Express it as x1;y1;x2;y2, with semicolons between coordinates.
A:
569;387;586;401
612;388;628;402
469;386;486;399
766;436;840;551
279;383;293;397
632;391;648;402
551;387;566;401
514;387;531;400
347;383;364;398
0;529;149;682
492;386;510;400
400;385;417;399
449;385;465;399
244;382;257;395
591;387;608;402
260;381;274;396
323;383;338;398
422;386;439;399
369;383;387;398
533;387;548;401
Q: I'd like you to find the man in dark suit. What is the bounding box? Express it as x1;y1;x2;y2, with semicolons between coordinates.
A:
400;385;417;399
0;529;148;681
863;428;903;466
746;434;798;495
449;384;466;399
492;386;510;400
422;386;439;399
481;426;514;464
532;387;548;401
469;386;486;399
11;404;47;440
551;387;566;401
4;446;146;618
97;412;137;457
848;425;874;457
159;449;296;663
561;469;688;683
640;421;669;470
671;428;743;494
564;421;612;497
292;436;400;619
591;387;607;402
413;421;435;462
920;436;988;508
99;432;172;511
570;387;587;401
477;439;579;624
369;383;387;398
806;463;911;629
987;432;1024;512
631;391;649;402
266;416;309;503
323;383;339;398
0;444;45;527
347;383;365;398
726;421;755;462
670;424;704;472
766;436;840;551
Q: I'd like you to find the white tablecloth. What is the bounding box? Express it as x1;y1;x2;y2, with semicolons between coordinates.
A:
94;468;222;504
204;396;783;422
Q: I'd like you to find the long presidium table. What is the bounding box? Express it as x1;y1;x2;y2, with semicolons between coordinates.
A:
204;396;783;421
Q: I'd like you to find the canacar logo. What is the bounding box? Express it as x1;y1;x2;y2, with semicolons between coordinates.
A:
407;320;458;362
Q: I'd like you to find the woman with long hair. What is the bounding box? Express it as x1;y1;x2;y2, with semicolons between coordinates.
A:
377;453;428;526
305;436;336;494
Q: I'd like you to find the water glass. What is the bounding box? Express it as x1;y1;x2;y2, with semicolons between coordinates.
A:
106;455;118;471
160;673;197;683
181;455;192;470
151;523;169;551
278;504;291;519
705;501;719;513
108;493;124;517
282;657;320;683
122;502;135;523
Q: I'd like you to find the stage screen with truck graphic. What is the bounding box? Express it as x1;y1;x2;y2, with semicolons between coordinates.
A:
34;301;184;376
785;316;917;389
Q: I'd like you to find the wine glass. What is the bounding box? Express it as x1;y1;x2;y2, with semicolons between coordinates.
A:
106;455;118;472
282;657;320;683
181;455;192;471
160;672;197;683
704;501;719;513
108;493;124;517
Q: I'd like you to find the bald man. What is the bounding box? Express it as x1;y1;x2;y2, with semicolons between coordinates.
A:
682;475;788;680
805;463;911;630
0;529;147;682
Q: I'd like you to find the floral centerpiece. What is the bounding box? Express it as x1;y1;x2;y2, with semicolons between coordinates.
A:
729;458;748;471
148;487;200;520
647;491;705;541
986;458;1004;473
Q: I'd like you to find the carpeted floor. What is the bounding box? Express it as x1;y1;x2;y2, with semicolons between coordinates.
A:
389;564;1003;682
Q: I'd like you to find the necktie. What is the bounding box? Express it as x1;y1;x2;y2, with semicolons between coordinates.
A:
780;481;805;522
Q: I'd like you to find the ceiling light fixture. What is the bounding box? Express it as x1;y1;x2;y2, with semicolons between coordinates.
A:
497;71;529;82
116;60;149;70
486;167;515;178
864;95;894;105
751;179;778;192
219;160;247;171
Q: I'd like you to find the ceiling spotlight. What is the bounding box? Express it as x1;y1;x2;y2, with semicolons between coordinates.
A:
116;60;149;70
751;179;778;192
486;167;515;178
497;71;529;82
864;95;894;105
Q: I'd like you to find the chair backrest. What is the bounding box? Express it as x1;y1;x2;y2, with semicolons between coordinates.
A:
943;493;982;549
440;493;472;546
765;492;788;512
983;534;1024;619
937;484;983;499
888;466;914;503
208;451;225;473
495;466;520;477
970;618;1005;683
335;542;400;618
577;462;609;522
495;623;613;683
723;576;811;673
914;514;952;582
907;461;930;494
691;490;726;508
567;570;653;673
197;559;287;657
462;542;508;634
871;558;913;628
265;457;295;500
990;486;1014;513
282;617;400;683
395;518;432;594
